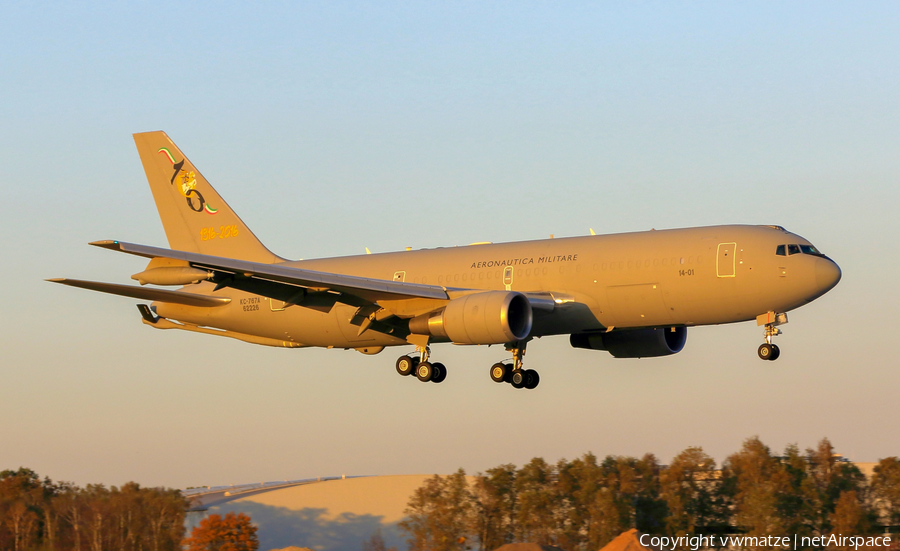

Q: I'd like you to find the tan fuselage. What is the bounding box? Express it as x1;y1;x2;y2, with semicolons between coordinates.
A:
153;224;839;350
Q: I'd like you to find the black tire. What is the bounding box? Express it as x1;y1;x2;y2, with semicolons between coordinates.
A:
416;361;434;382
510;370;526;389
503;363;515;383
757;344;773;360
524;369;540;390
431;362;447;383
490;363;508;383
768;344;781;361
396;355;415;376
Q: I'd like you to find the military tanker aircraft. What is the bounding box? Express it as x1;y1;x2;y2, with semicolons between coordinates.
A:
50;131;842;389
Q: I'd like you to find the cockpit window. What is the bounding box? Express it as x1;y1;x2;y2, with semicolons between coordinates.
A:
780;243;826;257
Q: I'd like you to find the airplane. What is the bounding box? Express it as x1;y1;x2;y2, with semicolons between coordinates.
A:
49;131;842;390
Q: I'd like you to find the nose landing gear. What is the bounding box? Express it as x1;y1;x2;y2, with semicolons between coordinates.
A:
757;342;780;361
756;312;787;361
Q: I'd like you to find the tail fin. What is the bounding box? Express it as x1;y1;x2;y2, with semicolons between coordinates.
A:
133;131;282;263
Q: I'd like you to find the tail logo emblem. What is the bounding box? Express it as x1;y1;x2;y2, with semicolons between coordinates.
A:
157;148;218;215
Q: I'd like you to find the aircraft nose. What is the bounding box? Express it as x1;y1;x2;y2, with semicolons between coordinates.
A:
815;257;841;293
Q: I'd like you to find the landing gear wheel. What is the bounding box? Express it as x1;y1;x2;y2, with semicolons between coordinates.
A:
510;370;526;389
768;344;780;361
416;361;434;382
757;344;774;361
503;363;514;383
490;363;508;383
431;362;447;383
396;355;415;376
523;369;540;390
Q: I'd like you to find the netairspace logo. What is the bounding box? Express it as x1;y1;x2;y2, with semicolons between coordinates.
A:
639;533;893;551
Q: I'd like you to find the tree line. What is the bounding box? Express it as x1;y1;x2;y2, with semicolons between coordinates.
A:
400;437;900;551
0;468;187;551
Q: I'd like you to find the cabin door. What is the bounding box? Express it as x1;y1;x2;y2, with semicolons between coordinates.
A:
717;242;737;277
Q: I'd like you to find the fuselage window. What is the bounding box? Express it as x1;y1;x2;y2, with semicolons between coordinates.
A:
788;244;801;255
776;245;786;256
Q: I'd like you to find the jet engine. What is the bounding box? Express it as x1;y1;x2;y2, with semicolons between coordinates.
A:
570;326;687;358
409;291;533;345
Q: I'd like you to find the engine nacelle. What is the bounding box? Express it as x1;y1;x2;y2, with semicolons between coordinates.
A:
409;291;533;345
570;326;687;358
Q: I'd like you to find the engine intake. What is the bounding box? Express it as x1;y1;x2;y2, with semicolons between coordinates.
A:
570;326;687;358
409;291;533;345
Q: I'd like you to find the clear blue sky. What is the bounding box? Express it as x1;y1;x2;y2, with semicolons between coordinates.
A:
2;1;898;489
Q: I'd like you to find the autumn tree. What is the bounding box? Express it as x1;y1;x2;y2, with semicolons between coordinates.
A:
0;468;57;551
400;470;473;551
0;468;187;551
721;437;785;537
871;457;900;527
804;438;871;534
586;455;654;550
771;444;819;539
660;447;721;536
632;454;667;534
557;454;601;551
402;439;895;551
514;458;560;545
184;512;259;551
470;464;517;551
828;490;873;548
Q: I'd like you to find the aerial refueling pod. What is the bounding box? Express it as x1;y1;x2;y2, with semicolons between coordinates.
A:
570;326;687;358
409;291;533;345
131;266;211;286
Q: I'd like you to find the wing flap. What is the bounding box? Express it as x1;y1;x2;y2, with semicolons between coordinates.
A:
47;278;231;308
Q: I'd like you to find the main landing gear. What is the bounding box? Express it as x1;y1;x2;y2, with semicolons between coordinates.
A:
757;312;788;361
490;340;540;390
396;346;447;384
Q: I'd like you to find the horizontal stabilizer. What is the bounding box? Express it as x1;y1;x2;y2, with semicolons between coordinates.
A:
47;278;231;308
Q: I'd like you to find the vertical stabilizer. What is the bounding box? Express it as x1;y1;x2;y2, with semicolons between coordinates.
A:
133;131;281;263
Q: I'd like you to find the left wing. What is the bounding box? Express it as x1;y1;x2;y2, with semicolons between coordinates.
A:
90;240;449;309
